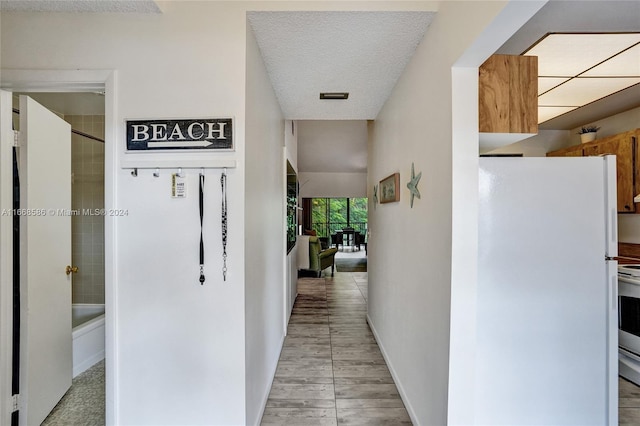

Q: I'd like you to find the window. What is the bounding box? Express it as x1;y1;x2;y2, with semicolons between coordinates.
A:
306;197;367;237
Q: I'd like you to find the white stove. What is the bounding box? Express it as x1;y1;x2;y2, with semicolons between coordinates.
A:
618;264;640;279
618;266;640;386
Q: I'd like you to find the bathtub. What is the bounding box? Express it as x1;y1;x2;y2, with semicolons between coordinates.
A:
72;304;105;377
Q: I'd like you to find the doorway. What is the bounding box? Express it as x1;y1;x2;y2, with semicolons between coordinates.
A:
0;69;118;424
0;69;116;426
11;92;106;424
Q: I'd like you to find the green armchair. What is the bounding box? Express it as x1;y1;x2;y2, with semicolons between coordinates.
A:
305;236;338;277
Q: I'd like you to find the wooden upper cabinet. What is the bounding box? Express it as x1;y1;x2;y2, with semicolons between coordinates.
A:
546;145;583;157
548;129;639;213
479;54;538;134
585;132;636;213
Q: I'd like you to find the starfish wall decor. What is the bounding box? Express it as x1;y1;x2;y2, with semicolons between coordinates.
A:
407;162;422;208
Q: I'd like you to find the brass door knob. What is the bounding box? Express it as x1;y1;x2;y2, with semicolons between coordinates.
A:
65;265;79;275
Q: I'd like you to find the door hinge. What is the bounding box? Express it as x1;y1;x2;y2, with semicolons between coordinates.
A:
11;394;19;411
12;131;19;147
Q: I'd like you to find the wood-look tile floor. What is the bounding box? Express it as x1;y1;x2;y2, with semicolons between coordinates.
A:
620;376;640;425
261;271;412;425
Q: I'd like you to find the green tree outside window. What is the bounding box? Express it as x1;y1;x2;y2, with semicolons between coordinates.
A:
309;197;367;237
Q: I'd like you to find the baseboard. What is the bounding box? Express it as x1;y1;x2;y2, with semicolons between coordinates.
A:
251;333;286;426
366;314;419;425
73;350;105;378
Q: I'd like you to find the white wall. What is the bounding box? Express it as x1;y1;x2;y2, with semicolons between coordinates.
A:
296;119;367;199
244;22;286;426
367;1;546;424
285;120;298;172
2;4;250;424
297;120;367;174
368;2;507;422
486;129;571;157
620;216;640;244
298;172;366;198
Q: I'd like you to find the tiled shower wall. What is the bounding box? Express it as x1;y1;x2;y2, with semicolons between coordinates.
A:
66;115;105;304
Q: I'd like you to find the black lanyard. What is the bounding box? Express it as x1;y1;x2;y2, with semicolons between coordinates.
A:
199;173;205;285
221;170;228;281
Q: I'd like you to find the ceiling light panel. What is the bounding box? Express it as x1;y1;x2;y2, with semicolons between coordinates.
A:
538;77;570;95
538;106;578;123
582;43;640;77
538;77;640;107
527;33;640;77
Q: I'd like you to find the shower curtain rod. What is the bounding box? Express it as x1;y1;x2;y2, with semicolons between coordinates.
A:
12;107;105;144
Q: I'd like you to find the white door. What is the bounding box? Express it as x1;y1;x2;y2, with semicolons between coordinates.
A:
18;95;72;426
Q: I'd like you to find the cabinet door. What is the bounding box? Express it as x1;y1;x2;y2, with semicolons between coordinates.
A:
479;54;538;134
584;135;635;212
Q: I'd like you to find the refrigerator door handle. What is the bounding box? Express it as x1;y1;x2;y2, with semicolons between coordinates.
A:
611;267;618;311
609;207;618;255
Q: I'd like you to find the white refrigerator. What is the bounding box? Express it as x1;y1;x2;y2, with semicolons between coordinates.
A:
475;156;618;425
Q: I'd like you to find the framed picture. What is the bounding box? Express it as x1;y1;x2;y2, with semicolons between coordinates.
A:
379;173;400;203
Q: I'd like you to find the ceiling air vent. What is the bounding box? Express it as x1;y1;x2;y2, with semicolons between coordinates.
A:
320;92;349;100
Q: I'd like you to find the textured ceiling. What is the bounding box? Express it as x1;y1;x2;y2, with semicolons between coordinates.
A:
248;11;434;120
0;0;161;13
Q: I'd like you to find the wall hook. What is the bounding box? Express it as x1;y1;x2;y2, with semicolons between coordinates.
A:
131;168;138;177
177;167;183;177
153;168;160;177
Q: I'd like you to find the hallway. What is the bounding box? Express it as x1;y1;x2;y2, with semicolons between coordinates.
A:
261;271;411;425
